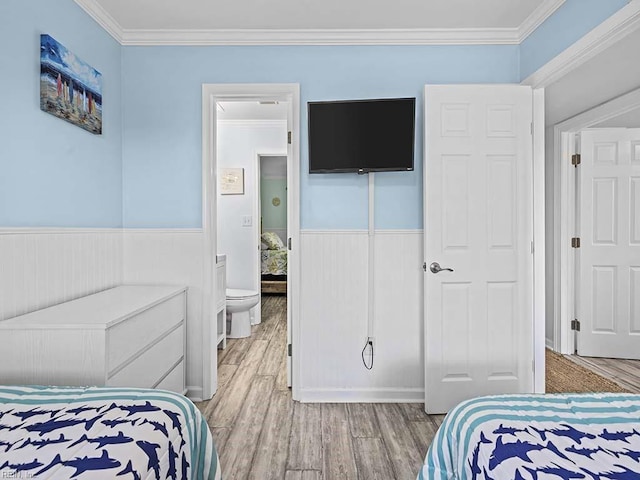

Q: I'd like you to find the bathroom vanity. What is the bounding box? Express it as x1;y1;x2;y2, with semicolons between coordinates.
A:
216;254;227;349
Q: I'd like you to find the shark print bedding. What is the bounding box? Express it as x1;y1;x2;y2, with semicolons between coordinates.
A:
418;393;640;480
0;385;220;479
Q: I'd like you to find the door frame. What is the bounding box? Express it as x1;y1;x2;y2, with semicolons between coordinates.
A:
254;150;288;326
553;87;640;355
201;83;301;401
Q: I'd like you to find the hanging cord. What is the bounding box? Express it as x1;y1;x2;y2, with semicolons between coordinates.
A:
361;338;374;370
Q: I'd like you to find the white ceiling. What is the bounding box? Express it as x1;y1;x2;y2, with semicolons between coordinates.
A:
93;0;545;31
592;108;640;128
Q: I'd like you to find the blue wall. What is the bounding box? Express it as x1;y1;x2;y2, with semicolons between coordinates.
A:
0;0;122;227
520;0;629;80
2;0;628;229
122;45;519;229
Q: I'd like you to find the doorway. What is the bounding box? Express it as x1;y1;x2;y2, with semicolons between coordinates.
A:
201;84;300;401
258;155;288;297
572;128;640;360
552;89;640;360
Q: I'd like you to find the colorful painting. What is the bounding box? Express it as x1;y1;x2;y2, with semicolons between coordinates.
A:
40;34;102;134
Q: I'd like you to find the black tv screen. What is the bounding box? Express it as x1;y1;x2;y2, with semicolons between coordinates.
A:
308;97;416;174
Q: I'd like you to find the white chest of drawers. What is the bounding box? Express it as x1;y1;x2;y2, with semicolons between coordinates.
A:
0;285;187;394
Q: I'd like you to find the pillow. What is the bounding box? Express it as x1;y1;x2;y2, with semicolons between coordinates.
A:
261;232;285;250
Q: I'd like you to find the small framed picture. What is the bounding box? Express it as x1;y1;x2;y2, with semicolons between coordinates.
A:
220;168;244;195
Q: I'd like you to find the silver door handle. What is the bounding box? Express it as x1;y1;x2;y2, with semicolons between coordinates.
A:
430;262;453;274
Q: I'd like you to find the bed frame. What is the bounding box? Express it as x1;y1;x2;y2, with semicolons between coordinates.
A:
261;274;287;294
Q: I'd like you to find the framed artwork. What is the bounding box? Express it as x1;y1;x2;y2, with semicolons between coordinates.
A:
220;168;245;195
40;34;103;134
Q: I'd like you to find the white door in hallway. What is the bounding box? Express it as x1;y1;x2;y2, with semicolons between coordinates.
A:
424;85;534;414
577;128;640;359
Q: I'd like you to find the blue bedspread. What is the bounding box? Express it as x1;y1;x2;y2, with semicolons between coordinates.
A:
0;385;220;479
419;393;640;480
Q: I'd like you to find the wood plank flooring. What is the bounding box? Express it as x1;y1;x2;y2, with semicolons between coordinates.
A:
196;295;437;480
566;354;640;394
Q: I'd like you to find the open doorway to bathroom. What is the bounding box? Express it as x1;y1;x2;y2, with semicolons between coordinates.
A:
214;99;292;396
201;83;299;402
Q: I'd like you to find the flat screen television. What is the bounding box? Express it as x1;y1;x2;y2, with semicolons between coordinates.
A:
308;97;416;174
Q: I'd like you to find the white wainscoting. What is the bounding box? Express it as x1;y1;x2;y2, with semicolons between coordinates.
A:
122;229;205;400
0;229;123;322
299;229;424;402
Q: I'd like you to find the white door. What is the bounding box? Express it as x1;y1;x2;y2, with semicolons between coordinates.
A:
424;85;534;414
576;128;640;359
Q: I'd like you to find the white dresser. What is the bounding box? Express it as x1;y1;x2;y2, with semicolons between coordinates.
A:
0;285;187;394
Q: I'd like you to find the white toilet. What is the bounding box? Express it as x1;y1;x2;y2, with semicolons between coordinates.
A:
226;289;260;338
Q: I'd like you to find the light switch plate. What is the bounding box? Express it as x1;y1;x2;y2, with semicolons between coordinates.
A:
242;215;252;227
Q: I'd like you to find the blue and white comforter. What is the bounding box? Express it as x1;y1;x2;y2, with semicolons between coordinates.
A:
419;393;640;480
0;385;220;479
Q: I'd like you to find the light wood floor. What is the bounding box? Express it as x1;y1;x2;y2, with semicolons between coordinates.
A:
196;295;441;480
566;354;640;394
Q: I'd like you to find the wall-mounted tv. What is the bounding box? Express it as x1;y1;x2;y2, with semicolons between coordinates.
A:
308;97;416;174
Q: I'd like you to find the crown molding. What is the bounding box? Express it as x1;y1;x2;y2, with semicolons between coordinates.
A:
69;0;576;47
518;0;566;42
73;0;123;43
522;1;640;88
119;27;520;46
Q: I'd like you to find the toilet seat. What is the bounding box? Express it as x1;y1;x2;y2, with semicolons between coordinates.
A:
225;288;260;339
227;288;259;300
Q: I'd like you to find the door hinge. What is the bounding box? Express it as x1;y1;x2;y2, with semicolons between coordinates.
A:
287;237;292;250
530;122;534;135
531;241;534;254
571;319;581;332
287;344;292;357
287;131;292;145
422;262;427;272
571;237;581;248
571;154;581;167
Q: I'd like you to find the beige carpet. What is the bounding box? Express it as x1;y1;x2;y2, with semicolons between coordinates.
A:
546;349;630;393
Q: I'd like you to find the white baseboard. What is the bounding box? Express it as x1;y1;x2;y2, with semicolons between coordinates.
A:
298;388;424;403
546;337;555;351
186;386;203;402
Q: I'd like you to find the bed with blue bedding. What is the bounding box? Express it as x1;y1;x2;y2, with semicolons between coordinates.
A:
0;385;220;479
419;393;640;480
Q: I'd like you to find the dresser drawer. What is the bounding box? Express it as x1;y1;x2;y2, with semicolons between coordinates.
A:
107;324;184;388
107;292;184;373
155;359;185;393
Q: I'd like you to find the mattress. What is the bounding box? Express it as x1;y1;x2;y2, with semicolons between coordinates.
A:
261;248;288;276
0;385;220;480
418;393;640;480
